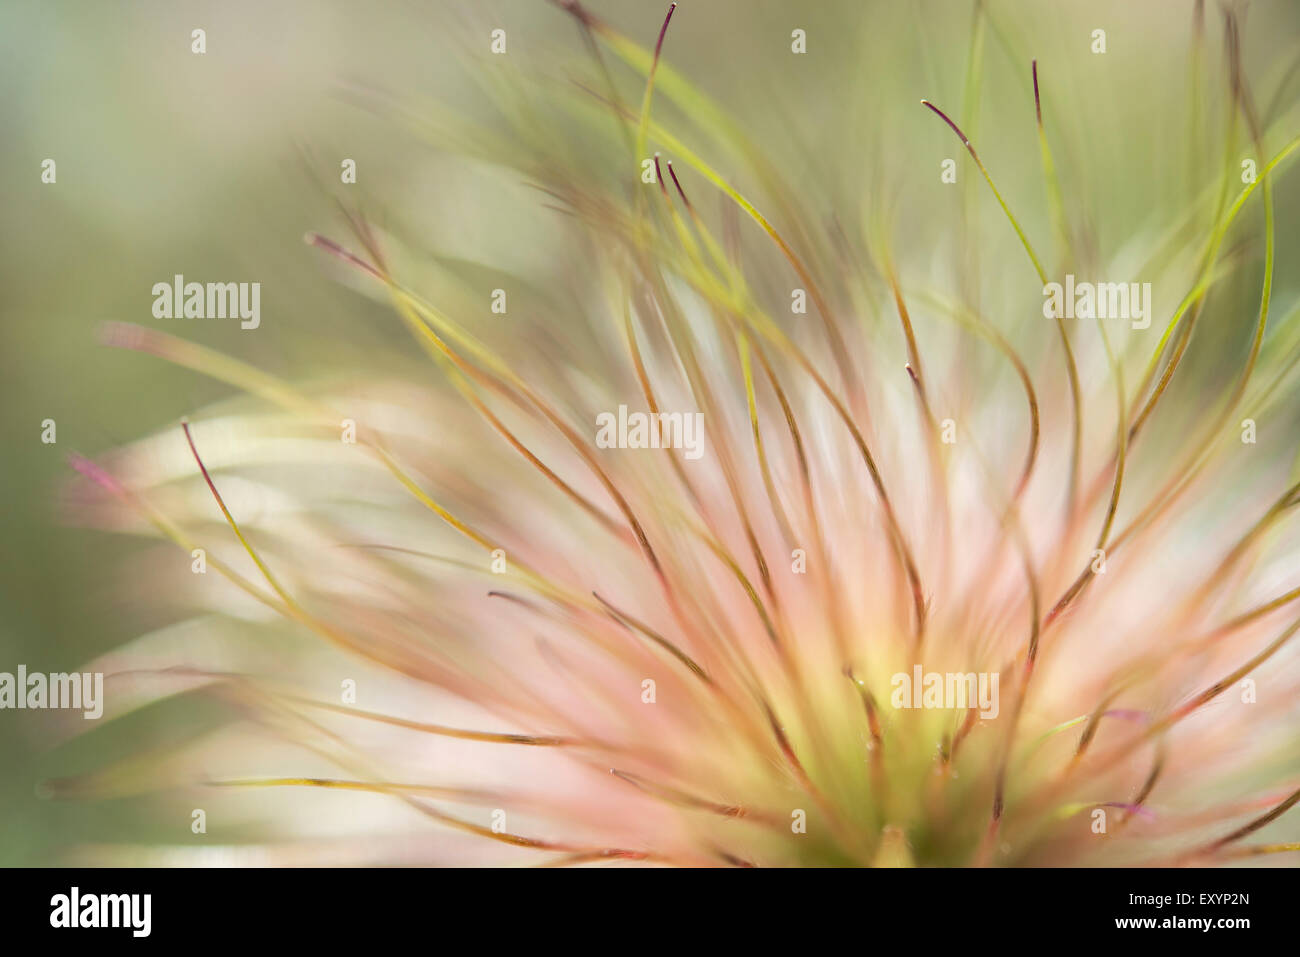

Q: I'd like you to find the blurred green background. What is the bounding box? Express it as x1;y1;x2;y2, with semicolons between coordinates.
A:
3;0;1300;865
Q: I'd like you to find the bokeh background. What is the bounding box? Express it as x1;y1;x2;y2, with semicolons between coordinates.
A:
3;0;1300;865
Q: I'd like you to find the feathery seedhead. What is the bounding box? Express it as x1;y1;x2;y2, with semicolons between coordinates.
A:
57;2;1300;866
